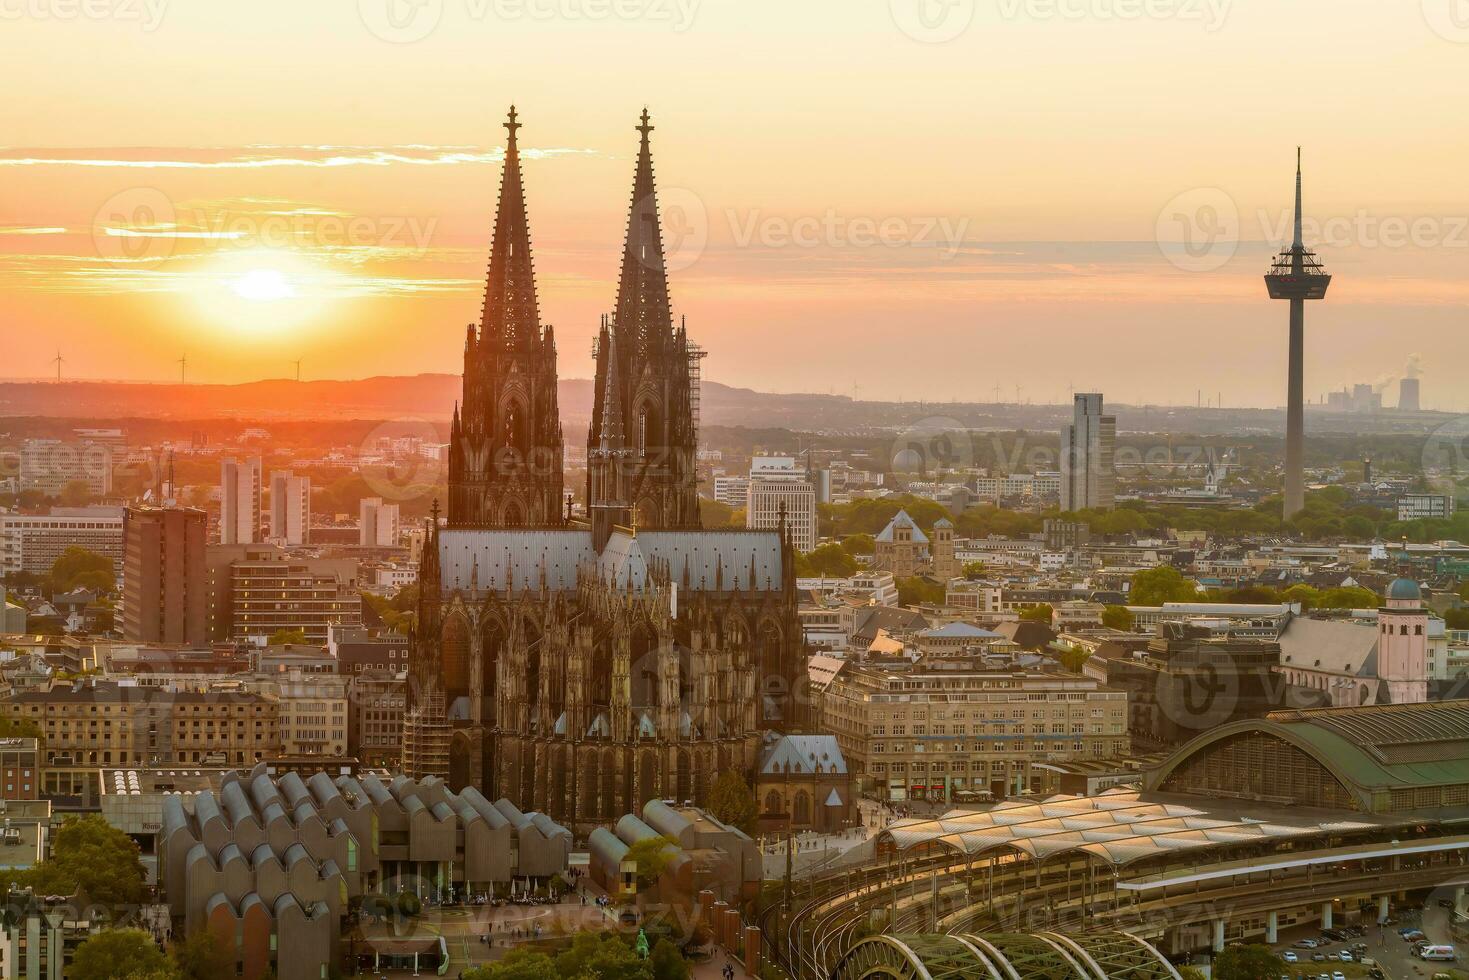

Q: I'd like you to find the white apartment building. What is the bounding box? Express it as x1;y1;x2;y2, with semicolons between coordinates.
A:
1060;393;1115;512
0;507;125;578
220;457;262;545
745;456;818;553
268;470;311;546
712;476;750;507
359;497;401;547
19;439;113;498
1398;493;1455;522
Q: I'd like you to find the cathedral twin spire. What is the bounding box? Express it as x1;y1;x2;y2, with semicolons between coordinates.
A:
447;105;699;541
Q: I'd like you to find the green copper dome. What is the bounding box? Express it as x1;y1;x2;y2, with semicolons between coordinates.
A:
1387;578;1422;601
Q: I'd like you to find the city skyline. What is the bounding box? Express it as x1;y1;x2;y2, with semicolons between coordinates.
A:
4;2;1469;409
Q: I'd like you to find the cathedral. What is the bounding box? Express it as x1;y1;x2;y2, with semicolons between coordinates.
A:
402;108;805;829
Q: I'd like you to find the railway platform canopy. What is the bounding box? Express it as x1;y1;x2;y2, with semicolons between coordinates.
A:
831;931;1182;980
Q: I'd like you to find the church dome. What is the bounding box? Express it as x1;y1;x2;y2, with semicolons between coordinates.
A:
1387;578;1422;601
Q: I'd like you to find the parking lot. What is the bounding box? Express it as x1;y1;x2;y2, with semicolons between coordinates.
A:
1270;903;1463;980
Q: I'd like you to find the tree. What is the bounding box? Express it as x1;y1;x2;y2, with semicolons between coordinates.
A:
59;479;96;507
18;813;146;907
464;950;560;980
1177;968;1207;980
698;499;736;529
800;543;858;578
1446;608;1469;630
649;938;689;980
70;929;172;980
1128;565;1198;606
1315;586;1380;610
1057;645;1090;673
961;561;987;580
1100;605;1134;631
171;929;232;980
624;835;678;887
49;546;115;593
268;628;308;646
841;533;875;557
1213;944;1284;980
897;576;945;607
706;769;757;833
555;932;652;980
1019;603;1053;623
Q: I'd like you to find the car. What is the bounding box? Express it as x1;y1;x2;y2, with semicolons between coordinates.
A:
1295;939;1320;949
1332;973;1346;980
1283;952;1299;963
1337;951;1354;962
1312;952;1327;961
1322;929;1345;941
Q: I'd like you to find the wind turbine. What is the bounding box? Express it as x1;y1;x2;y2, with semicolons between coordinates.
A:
177;354;187;384
293;359;303;382
51;350;64;382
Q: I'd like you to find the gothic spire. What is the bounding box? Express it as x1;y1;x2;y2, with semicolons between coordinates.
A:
481;105;542;348
597;323;625;453
612;108;674;355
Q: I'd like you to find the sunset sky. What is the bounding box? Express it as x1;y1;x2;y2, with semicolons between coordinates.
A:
3;0;1468;409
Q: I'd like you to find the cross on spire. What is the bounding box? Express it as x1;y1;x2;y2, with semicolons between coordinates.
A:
637;107;653;141
506;105;521;139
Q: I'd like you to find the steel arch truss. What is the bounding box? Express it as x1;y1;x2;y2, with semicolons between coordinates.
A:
832;932;1182;980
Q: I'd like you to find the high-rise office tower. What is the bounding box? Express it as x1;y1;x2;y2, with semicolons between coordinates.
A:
1060;393;1115;512
359;497;401;547
122;506;208;645
268;470;311;546
220;457;262;545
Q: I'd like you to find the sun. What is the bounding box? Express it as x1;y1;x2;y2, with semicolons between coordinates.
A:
233;268;296;302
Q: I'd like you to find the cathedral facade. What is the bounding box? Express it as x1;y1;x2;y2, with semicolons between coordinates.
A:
403;108;804;829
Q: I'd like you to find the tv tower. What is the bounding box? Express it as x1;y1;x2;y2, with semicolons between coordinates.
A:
1265;149;1331;519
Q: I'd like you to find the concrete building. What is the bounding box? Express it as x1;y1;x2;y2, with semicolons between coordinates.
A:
220;457;263;546
0;887;107;980
745;456;818;553
122;506;208;646
18;439;112;498
348;669;405;768
711;475;750;508
208;546;361;644
267;471;311;546
0;680;280;767
589;799;760;905
1397;492;1454;521
358;497;400;547
267;669;350;757
158;769;571;980
816;658;1128;802
0;507;124;579
1060;393;1115;512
